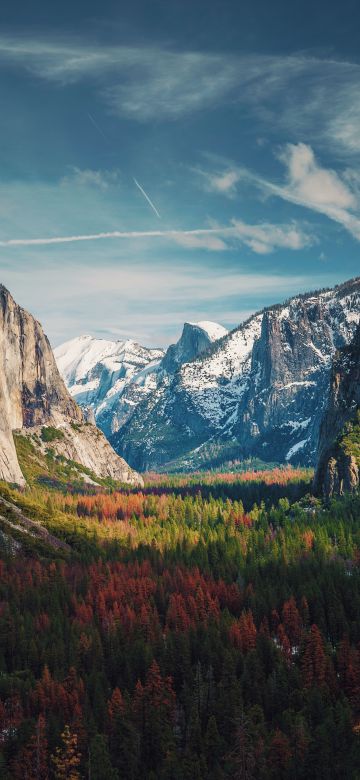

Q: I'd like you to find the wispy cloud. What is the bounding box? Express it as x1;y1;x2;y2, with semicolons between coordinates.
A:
0;37;239;119
60;167;120;190
0;219;313;254
193;166;243;197
230;219;314;254
201;143;360;243
2;260;339;346
1;36;360;151
171;233;229;251
253;143;360;241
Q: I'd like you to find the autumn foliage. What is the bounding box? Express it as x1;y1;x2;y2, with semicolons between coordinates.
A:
0;470;359;777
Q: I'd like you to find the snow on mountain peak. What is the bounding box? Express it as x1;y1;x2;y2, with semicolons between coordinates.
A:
188;321;228;341
54;334;165;437
114;277;360;472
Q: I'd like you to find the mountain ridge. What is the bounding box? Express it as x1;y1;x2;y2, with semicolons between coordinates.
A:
113;277;360;471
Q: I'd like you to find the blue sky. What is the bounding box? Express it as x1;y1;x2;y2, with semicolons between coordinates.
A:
0;0;360;346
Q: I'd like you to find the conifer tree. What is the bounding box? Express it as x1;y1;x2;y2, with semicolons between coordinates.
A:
12;714;48;780
227;711;256;780
88;734;118;780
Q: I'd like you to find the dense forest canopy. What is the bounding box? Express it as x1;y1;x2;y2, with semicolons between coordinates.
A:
0;467;359;778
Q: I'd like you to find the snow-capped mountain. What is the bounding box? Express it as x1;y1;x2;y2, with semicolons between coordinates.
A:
55;321;227;438
54;336;165;438
114;277;360;471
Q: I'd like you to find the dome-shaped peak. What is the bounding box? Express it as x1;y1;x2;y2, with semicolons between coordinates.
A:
188;321;228;342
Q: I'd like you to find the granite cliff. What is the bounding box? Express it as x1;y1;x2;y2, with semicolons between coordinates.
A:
0;285;142;486
314;324;360;498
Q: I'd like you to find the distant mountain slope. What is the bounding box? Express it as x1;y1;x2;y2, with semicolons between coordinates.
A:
114;277;360;471
55;321;227;438
0;286;142;486
314;324;360;498
55;335;164;438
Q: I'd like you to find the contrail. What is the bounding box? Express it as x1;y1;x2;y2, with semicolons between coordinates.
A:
0;227;233;247
133;178;161;219
87;112;110;144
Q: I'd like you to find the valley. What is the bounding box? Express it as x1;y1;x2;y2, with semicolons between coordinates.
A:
0;278;358;778
2;1;360;775
0;462;360;778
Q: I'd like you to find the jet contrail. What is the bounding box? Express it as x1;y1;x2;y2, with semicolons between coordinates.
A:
133;178;161;219
87;112;110;144
0;226;233;247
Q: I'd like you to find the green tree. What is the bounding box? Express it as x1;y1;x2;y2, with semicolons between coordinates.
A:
88;734;118;780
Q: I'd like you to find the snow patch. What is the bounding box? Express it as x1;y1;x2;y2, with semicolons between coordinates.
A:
188;321;228;341
286;439;308;461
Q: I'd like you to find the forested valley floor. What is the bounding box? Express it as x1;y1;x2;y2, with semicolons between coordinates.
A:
0;465;360;779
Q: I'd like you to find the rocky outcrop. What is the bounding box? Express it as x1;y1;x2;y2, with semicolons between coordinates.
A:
114;278;360;471
161;321;228;373
320;455;359;498
314;324;360;498
25;422;141;484
0;285;142;486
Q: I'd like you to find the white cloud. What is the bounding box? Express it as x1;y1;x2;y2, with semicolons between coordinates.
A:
231;219;314;254
194;166;243;197
278;143;356;210
60;167;120;190
271;144;360;241
172;233;228;251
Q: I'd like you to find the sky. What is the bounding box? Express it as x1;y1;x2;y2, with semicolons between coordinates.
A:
0;0;360;347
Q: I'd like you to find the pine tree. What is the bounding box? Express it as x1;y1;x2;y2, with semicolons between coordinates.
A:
268;729;292;777
12;714;48;780
204;714;222;771
227;711;256;780
88;734;118;780
301;625;327;688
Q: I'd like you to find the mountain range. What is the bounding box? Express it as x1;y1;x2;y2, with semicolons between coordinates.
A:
55;277;360;474
54;321;228;440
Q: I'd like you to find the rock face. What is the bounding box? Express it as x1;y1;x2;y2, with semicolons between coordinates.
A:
0;285;142;486
314;324;360;498
161;321;228;373
113;278;360;471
